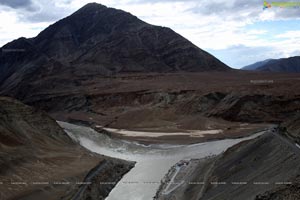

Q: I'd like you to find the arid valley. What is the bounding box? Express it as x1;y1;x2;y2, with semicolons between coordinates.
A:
0;2;300;200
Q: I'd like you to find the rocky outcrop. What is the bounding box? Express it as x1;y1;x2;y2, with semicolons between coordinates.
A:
67;159;134;200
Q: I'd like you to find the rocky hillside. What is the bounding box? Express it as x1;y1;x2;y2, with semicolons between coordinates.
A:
0;3;229;99
0;96;133;200
155;128;300;200
0;97;72;148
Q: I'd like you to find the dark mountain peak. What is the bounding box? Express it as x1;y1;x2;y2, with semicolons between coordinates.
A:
29;3;228;71
72;2;110;15
33;2;145;56
71;2;140;23
79;2;108;9
0;4;230;98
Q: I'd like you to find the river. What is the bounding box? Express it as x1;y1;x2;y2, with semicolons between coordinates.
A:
58;121;267;200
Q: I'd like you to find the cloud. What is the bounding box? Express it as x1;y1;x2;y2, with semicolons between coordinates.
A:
137;0;300;22
0;0;33;9
275;30;300;39
0;10;49;45
23;1;72;22
209;33;300;68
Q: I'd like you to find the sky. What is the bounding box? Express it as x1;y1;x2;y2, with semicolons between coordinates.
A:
0;0;300;68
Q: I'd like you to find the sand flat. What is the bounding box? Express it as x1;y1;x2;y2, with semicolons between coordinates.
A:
102;127;223;138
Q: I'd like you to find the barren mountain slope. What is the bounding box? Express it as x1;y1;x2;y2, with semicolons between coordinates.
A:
155;128;300;200
0;96;133;200
0;3;229;100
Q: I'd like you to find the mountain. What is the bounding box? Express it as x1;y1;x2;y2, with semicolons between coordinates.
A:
0;3;229;98
1;3;299;136
257;56;300;72
242;59;274;70
242;56;300;73
0;96;133;199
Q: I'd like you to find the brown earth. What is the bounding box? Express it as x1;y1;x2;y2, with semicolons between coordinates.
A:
2;71;296;143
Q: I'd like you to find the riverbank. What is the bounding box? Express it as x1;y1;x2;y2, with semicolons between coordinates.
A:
154;158;216;200
63;159;135;200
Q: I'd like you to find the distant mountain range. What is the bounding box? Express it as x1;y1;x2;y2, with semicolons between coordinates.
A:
242;56;300;73
242;59;275;70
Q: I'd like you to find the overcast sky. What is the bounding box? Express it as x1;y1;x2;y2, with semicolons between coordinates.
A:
0;0;300;68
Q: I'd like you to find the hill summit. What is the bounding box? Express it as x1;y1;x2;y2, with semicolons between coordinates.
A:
0;3;229;98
